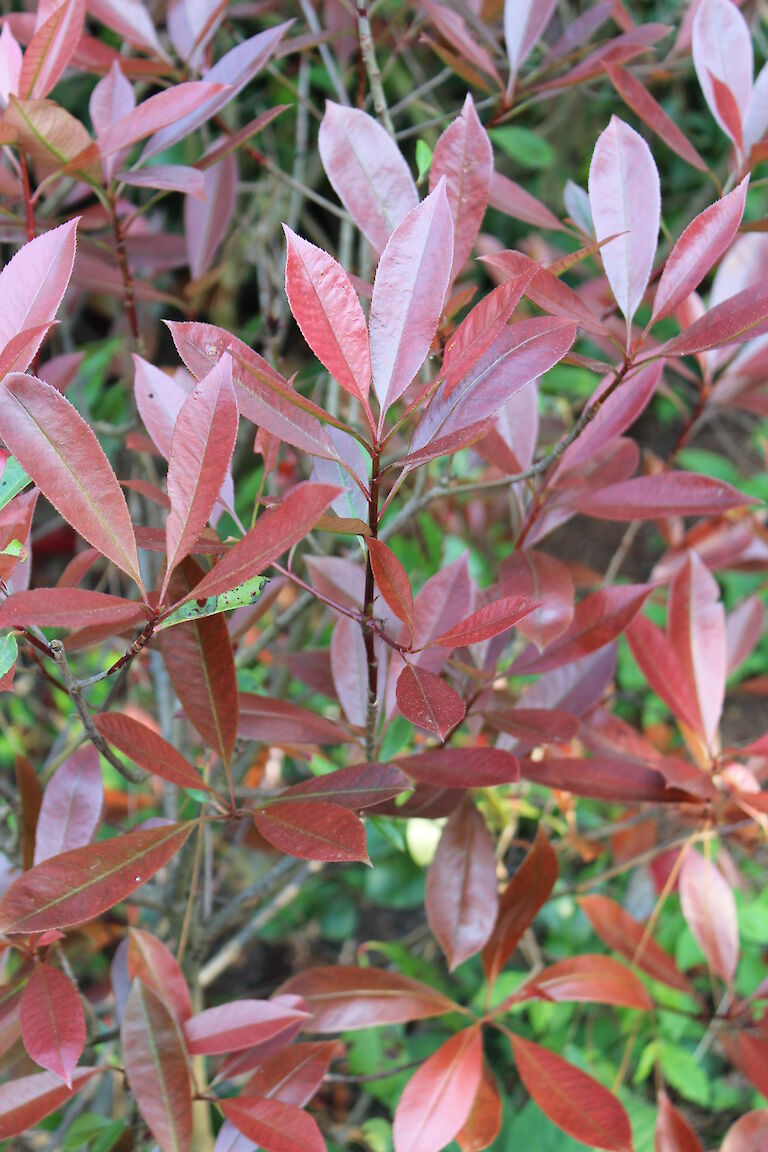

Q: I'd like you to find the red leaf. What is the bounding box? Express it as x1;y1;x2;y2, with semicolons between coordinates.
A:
627;613;702;735
588;116;660;325
238;693;354;746
278;762;410;809
579;894;694;994
253;801;369;863
92;80;227;158
128;928;192;1024
368;538;414;631
513;585;652;674
0;373;143;589
432;595;538;648
0;1068;96;1140
370;181;454;416
277;966;459;1031
393;1026;484;1152
122;164;206;199
426;798;498;969
20;964;85;1087
487;171;566;232
163;353;239;593
397;747;519;788
720;1032;768;1098
483;827;558;987
521;754;685;802
500;549;574;651
661;281;768;356
430;94;492;281
175;482;340;604
284;226;372;412
654;1090;704;1152
652;178;749;323
94;712;214;794
185;154;237;279
505;0;558;86
604;64;708;173
221;1095;325;1152
243;1041;338;1106
510;1034;633;1152
0;822;194;933
396;664;465;739
721;1109;768;1152
318;102;418;253
0;218;77;371
481;250;605;336
442;273;535;397
34;747;103;865
515;954;653;1011
667;551;726;746
19;0;84;99
679;848;739;983
184;1000;309;1056
457;1061;503;1152
0;588;148;631
15;755;41;873
121;980;193;1152
484;707;579;745
692;0;752;148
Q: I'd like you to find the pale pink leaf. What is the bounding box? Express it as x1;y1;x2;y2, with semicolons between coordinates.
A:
0;219;77;363
185;153;237;279
429;94;493;282
505;0;558;87
692;0;752;147
679;848;739;982
34;748;103;865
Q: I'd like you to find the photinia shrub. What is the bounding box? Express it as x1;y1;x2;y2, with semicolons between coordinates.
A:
0;0;767;1149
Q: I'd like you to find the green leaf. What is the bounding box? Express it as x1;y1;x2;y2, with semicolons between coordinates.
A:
489;126;554;169
658;1040;709;1106
416;139;432;183
0;538;26;559
0;456;30;513
0;633;17;677
157;574;268;630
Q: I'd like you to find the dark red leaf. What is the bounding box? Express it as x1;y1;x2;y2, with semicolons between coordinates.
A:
432;596;538;648
0;588;148;631
94;712;213;794
500;549;574;651
368;538;414;631
514;954;653;1011
278;762;410;809
482;827;558;987
661;281;768;355
720;1108;768;1152
396;664;466;739
238;693;354;745
457;1061;503;1152
573;473;755;520
253;801;369;863
396;747;519;788
34;747;103;865
277;966;459;1031
429;94;492;281
19;964;85;1086
514;585;651;674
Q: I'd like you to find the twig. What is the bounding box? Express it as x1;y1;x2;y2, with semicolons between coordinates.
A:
356;1;395;135
298;0;350;106
48;640;143;785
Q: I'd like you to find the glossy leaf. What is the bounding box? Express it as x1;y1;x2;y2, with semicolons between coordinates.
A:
667;551;725;745
483;827;558;986
0;587;148;631
34;747;103;866
692;0;752;147
654;1090;704;1152
426;798;498;970
430;94;493;281
19;0;84;100
0;822;194;933
253;801;369;863
393;1026;484;1152
277;966;458;1031
243;1041;338;1105
588;116;660;324
661;281;768;355
221;1095;325;1152
369;181;454;415
122;980;193;1152
514;585;651;674
604;63;708;172
432;596;537;648
505;0;558;88
721;1109;768;1152
92;81;227;159
396;664;465;739
128;929;192;1024
442;273;535;397
369;539;414;631
510;1034;633;1152
318;102;418;253
579;894;694;993
500;549;574;651
238;692;354;746
679;848;738;982
184;1000;308;1056
94;712;213;794
0;1068;96;1140
0;220;77;370
278;762;410;809
185;153;237;279
396;747;519;788
457;1061;503;1152
19;964;85;1087
0;373;142;589
516;954;653;1010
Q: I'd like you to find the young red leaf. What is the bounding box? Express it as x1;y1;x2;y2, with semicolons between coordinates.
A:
603;64;708;173
720;1109;768;1152
221;1095;325;1152
19;964;85;1087
430;94;493;282
277;966;459;1031
575;473;756;521
0;588;148;631
94;712;213;794
368;538;414;631
500;549;574;651
0;1068;97;1141
244;1040;338;1106
485;707;579;745
514;585;652;674
92;80;228;159
505;0;558;88
442;273;535;397
0;220;77;371
679;848;739;983
0;822;194;933
692;0;752;148
34;747;103;865
238;692;354;746
482;827;557;986
128;928;192;1024
253;801;369;863
370;181;454;417
89;0;169;61
457;1062;503;1152
278;761;410;809
668;551;726;745
515;954;653;1010
393;1026;484;1152
654;1090;704;1152
0;373;143;589
652;178;749;322
432;596;538;648
173;482;340;604
120;164;206;199
283;226;372;413
396;747;519;788
396;664;466;739
185;153;237;279
318;102;418;253
579;894;694;994
89;60;135;182
720;1032;768;1098
121;980;193;1152
19;0;84;99
426;798;498;970
184;1000;309;1056
588;116;660;326
626;613;703;735
510;1034;633;1152
661;281;768;355
522;754;687;803
163;354;239;595
488;170;566;232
